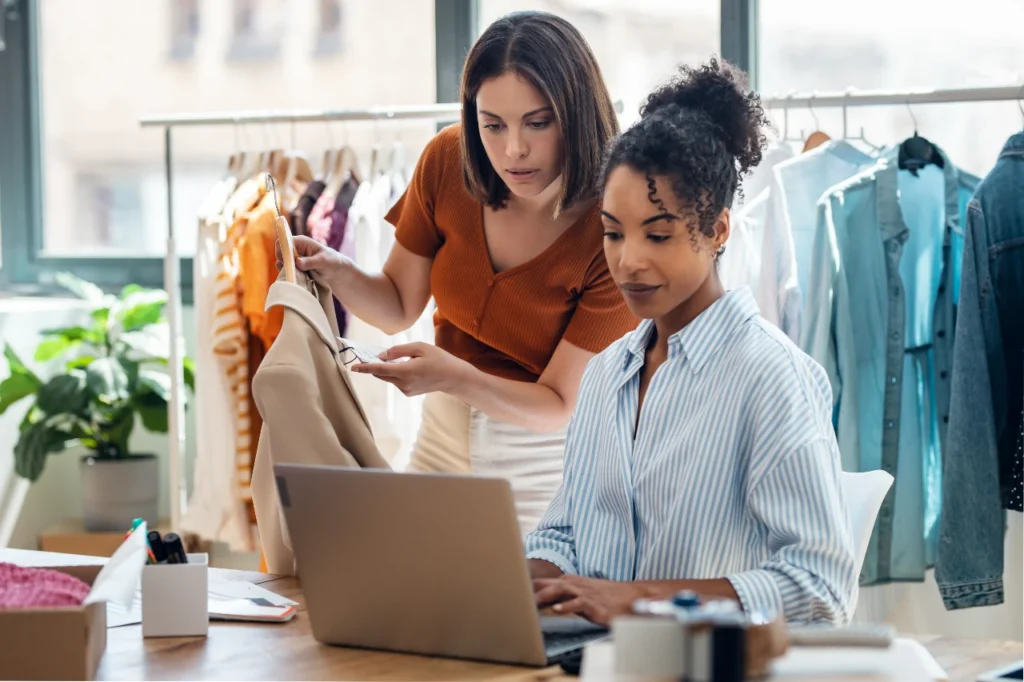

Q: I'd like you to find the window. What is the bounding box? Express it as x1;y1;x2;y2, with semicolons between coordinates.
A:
169;0;200;60
315;0;344;56
477;0;721;126
759;0;1024;176
0;0;438;291
228;0;284;60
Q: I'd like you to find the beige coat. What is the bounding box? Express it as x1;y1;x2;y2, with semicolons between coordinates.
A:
250;272;390;575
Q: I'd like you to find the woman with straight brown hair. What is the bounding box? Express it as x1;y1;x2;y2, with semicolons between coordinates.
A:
283;11;636;535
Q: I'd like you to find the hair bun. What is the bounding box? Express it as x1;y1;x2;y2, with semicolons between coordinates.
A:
641;57;765;173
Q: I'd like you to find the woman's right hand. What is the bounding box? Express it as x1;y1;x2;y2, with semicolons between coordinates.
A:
276;235;349;280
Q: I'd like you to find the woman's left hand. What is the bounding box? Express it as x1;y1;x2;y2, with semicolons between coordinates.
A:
350;342;472;397
533;575;645;626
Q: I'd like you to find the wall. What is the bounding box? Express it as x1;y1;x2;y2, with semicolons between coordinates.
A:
0;301;197;549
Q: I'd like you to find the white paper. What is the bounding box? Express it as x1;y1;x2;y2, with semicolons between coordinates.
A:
84;522;148;608
207;576;298;607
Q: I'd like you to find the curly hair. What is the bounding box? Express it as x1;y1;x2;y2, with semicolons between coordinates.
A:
602;58;769;255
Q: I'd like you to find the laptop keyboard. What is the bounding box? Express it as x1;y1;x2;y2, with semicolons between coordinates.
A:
540;616;609;658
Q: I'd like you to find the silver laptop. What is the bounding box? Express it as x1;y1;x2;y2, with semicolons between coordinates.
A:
273;464;607;667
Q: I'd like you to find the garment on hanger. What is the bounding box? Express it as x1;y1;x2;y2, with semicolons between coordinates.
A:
345;173;421;461
801;146;979;587
937;131;1024;610
289;179;325;237
758;140;877;340
733;141;794;211
236;188;285;349
251;271;391;576
719;189;764;292
180;177;254;551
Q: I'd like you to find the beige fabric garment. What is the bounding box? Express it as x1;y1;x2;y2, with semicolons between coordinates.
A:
250;272;390;576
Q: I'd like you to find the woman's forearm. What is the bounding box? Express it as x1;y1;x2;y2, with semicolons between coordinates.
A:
326;260;411;335
634;578;739;604
448;364;573;432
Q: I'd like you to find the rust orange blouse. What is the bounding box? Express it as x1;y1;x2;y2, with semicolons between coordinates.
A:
385;124;637;383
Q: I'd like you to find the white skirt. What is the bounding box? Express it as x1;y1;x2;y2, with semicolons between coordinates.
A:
406;392;567;538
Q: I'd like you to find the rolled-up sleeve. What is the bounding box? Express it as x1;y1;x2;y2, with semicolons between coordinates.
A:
728;439;858;624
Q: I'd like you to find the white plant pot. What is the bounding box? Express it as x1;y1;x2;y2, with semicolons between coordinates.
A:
80;455;159;531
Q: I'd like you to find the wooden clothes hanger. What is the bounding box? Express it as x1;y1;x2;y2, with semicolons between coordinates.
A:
266;174;297;285
324;145;360;200
802;96;830;153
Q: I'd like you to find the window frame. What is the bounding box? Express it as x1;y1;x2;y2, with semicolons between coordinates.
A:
0;0;756;297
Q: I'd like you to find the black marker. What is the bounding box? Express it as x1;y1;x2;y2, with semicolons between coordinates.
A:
162;533;188;564
148;530;168;563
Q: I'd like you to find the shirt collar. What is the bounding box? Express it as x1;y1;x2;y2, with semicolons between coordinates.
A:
622;287;760;374
1000;131;1024;157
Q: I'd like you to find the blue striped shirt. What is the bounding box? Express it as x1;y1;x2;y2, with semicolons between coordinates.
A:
524;287;857;624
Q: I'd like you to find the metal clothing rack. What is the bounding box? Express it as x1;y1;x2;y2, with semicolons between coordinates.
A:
139;103;461;531
140;85;1021;531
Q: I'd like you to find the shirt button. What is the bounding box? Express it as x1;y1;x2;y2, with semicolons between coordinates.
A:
938;284;946;294
889;375;898;384
940;371;948;379
943;416;949;424
886;420;895;429
891;331;899;341
937;330;946;339
487;279;494;287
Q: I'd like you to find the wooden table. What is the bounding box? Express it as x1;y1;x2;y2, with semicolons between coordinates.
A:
3;550;1020;681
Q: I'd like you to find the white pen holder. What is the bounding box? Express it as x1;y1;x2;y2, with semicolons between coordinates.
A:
142;553;209;638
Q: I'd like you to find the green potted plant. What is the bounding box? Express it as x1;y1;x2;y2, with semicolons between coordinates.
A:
0;273;194;531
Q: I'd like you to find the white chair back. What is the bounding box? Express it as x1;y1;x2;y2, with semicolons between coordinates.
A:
840;470;895;576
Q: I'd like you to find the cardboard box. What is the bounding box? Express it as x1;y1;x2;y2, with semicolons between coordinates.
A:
0;564;108;681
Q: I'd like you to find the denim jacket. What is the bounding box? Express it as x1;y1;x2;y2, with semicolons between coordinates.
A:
937;131;1024;610
802;147;978;586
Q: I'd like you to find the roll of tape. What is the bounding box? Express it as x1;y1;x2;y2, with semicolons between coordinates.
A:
612;616;687;680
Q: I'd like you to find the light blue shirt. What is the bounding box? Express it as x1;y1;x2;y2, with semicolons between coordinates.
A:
524;287;858;624
756;140;876;340
801;150;979;585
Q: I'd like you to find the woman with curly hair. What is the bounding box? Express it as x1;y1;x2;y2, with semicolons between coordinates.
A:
524;58;858;626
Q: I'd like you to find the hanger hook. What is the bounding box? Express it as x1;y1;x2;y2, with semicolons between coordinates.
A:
905;99;918;133
233;117;241;152
808;93;820;129
290;119;297;150
1017;83;1024;120
265;173;282;218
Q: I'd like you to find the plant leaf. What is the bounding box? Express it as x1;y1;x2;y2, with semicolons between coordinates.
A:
0;374;39;415
1;344;43;415
36;371;90;416
120;284;145;299
85;357;130;405
55;272;107;306
137;403;169;433
14;420;73;482
39;325;90;342
137;369;172;402
119;330;169;362
34;336;79;363
115;289;168;332
99;408;135;457
3;344;43;385
91;307;111;328
66;355;96;371
182;357;196;392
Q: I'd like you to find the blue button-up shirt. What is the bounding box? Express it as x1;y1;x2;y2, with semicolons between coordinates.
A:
524;288;857;624
801;150;979;585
